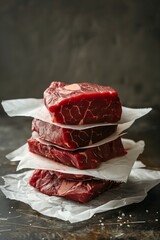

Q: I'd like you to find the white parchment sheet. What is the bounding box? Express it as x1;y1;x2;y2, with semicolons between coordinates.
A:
1;98;152;130
1;167;160;223
7;139;145;182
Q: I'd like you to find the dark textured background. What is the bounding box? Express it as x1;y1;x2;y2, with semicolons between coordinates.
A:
0;0;160;109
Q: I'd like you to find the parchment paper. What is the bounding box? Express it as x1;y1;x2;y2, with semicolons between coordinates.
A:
6;139;145;182
1;98;152;130
1;167;160;223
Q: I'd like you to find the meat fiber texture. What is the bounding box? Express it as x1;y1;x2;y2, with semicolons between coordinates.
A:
44;82;122;125
32;120;134;151
7;138;145;182
28;137;126;170
1;167;160;223
1;98;152;130
41;171;94;181
29;170;119;203
32;118;117;150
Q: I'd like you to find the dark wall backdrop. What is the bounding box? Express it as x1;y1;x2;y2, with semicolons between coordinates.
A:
0;0;160;109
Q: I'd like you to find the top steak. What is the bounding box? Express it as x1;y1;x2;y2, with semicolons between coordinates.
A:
44;82;122;125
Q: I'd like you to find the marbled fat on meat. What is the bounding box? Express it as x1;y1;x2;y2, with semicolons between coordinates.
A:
28;82;124;203
32;118;117;150
48;171;94;181
28;137;126;170
29;170;120;203
44;82;122;125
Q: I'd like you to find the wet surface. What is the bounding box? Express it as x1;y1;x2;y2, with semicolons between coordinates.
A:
0;109;160;240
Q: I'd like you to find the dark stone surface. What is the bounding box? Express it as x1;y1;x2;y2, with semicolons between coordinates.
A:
0;0;160;109
0;109;160;239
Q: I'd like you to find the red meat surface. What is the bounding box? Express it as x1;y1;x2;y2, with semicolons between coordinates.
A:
29;170;120;203
44;82;122;125
32;118;117;150
50;171;94;181
28;137;126;170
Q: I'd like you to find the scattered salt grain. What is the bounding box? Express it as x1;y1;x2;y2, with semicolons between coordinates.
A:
100;223;104;226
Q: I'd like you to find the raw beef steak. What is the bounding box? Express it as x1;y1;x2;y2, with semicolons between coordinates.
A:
49;171;94;181
32;118;117;150
29;170;120;203
28;137;126;170
44;82;122;125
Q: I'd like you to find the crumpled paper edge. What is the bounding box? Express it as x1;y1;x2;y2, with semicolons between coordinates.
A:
0;167;160;223
1;98;152;130
7;139;145;182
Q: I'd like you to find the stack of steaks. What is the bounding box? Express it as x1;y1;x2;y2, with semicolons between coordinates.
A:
28;82;127;203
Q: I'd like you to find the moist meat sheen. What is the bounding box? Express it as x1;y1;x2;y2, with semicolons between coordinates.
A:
44;82;122;125
32;118;117;150
27;137;126;170
29;170;120;203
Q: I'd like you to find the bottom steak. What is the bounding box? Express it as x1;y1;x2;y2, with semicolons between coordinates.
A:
28;137;126;170
29;170;120;203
